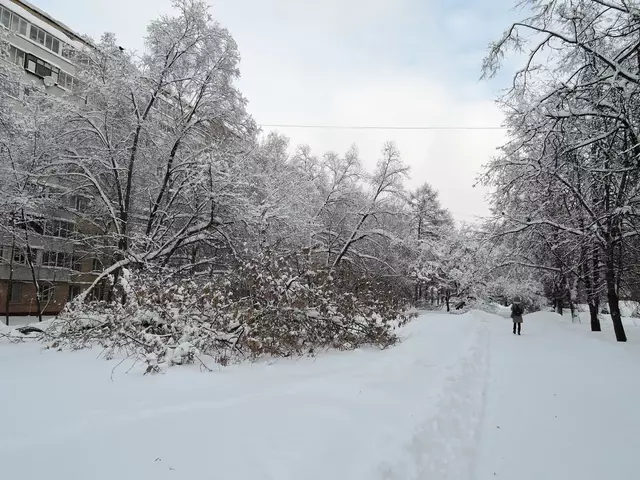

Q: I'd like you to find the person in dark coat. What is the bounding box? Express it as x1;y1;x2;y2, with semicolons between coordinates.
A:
510;298;524;335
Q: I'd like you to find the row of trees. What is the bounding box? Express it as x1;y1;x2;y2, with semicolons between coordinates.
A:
1;0;565;363
482;0;640;341
3;0;520;363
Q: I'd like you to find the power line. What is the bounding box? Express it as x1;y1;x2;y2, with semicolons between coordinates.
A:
260;124;507;131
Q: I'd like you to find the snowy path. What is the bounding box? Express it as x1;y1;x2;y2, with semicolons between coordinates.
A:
1;311;640;479
476;312;640;480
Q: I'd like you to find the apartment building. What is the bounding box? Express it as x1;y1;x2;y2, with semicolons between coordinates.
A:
0;0;103;318
0;0;90;97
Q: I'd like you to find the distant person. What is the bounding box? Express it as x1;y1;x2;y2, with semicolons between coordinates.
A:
511;298;524;335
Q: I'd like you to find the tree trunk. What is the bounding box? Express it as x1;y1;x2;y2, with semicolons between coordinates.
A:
445;292;450;313
20;210;43;322
5;237;16;326
584;246;601;332
568;296;575;321
605;255;627;342
588;301;601;332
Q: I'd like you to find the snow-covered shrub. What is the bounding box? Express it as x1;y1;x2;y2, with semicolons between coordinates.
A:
46;256;415;371
449;299;500;315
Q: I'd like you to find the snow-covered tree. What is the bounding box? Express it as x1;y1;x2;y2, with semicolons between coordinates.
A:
483;0;640;341
42;0;255;297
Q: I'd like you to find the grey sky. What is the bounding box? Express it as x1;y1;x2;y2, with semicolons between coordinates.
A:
35;0;521;222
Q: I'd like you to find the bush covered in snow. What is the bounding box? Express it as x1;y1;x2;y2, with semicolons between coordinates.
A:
46;256;415;372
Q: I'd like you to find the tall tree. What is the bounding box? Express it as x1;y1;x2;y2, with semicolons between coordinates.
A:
483;0;640;341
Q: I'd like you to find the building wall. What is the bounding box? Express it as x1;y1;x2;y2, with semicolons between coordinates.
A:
0;0;88;99
0;1;121;317
0;1;102;317
0;254;102;315
0;280;69;315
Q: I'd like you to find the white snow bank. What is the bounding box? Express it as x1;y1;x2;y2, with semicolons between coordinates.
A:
491;304;512;318
575;301;640;318
3;310;640;480
0;313;485;480
1;315;55;328
0;316;55;341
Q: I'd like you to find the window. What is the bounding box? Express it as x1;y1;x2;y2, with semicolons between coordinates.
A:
70;195;88;211
92;258;103;272
72;254;84;272
58;70;74;90
89;284;103;302
68;285;82;301
13;248;36;266
35;58;54;77
10;12;28;36
0;6;28;36
40;285;55;302
43;251;72;269
0;7;10;28
9;282;23;303
8;45;25;68
13;249;26;265
25;55;35;73
53;220;73;238
57;252;70;269
60;254;71;269
27;25;61;55
24;54;60;80
44;219;74;238
61;44;74;60
42;251;55;267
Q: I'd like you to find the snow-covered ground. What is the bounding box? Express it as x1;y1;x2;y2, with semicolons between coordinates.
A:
1;311;639;479
1;315;55;328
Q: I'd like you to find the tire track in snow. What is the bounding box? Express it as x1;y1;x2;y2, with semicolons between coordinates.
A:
376;319;491;480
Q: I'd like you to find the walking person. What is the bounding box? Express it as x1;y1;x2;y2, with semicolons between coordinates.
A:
511;298;524;335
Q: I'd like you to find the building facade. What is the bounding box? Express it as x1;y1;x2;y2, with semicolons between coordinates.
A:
0;0;88;98
0;0;102;318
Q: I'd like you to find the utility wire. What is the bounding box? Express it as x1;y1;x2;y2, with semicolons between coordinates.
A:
260;124;507;131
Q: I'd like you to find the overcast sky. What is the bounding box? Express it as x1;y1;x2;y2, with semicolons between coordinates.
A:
35;0;521;222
